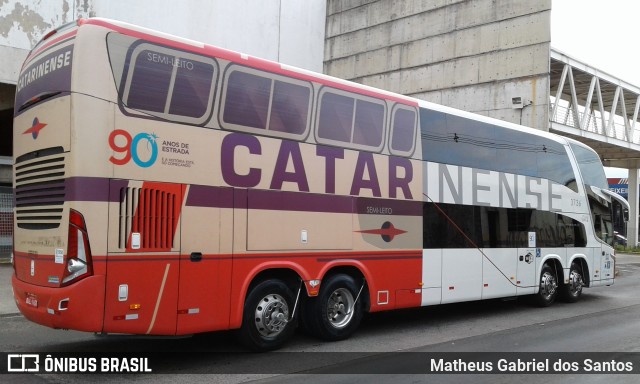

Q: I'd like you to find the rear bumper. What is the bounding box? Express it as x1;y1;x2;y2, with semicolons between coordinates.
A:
12;273;105;332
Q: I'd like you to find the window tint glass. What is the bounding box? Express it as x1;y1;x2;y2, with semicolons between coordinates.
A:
127;50;172;112
570;143;608;189
318;92;354;142
391;108;416;152
537;140;576;190
423;203;482;248
423;203;587;248
353;99;384;147
269;80;310;134
495;131;538;177
420;110;496;169
169;61;215;118
446;114;497;167
108;36;218;124
421;108;577;192
224;71;271;129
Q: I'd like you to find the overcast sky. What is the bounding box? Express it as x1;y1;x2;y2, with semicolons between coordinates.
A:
551;0;640;87
551;0;638;178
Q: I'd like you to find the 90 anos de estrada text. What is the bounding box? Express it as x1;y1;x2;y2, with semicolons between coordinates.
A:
430;357;634;373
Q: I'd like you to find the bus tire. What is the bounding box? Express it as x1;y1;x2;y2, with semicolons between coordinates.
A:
239;279;296;351
560;261;584;303
303;274;363;341
534;263;558;307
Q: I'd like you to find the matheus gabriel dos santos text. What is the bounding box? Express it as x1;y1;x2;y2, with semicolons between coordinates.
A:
430;358;635;373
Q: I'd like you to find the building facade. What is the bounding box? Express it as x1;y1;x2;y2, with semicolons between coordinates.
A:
324;0;551;130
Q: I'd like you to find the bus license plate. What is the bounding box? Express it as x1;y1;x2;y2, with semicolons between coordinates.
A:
26;294;38;308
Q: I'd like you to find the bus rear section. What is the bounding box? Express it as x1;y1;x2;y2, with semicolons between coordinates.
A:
11;22;106;332
11;138;107;332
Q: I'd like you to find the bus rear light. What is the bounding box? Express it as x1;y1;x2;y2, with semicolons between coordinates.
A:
61;210;93;286
42;29;58;42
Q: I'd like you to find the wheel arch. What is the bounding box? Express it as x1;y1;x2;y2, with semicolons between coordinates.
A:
317;264;370;312
538;255;563;292
231;262;307;329
568;254;591;287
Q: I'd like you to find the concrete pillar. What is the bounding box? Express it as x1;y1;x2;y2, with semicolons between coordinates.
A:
628;168;639;247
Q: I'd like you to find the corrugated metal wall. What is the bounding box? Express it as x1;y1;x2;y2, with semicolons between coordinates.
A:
0;186;12;260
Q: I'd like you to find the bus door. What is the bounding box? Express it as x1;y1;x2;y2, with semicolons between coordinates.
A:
591;245;615;286
105;180;183;335
176;185;234;334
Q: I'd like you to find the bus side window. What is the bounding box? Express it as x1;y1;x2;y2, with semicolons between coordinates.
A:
119;42;217;125
221;67;311;138
316;88;386;152
353;99;384;147
317;92;353;142
127;49;172;113
390;106;417;156
269;80;310;135
223;70;271;129
168;60;216;118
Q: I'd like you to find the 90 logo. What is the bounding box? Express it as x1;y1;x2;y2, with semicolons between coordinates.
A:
109;129;159;168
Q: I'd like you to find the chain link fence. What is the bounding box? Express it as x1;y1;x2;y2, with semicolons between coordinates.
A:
0;186;13;262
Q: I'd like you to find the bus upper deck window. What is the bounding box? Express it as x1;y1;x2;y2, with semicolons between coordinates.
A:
221;67;311;137
317;89;386;151
318;92;353;143
116;40;217;124
127;50;173;113
224;71;271;129
168;60;215;118
390;107;416;154
269;81;310;135
353;100;384;147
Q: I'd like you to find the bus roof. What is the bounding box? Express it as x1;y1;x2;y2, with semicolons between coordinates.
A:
30;17;570;149
80;18;419;107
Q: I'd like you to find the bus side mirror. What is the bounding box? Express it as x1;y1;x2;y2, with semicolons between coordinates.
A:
624;208;629;222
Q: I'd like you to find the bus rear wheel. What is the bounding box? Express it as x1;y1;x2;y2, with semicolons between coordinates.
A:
560;261;584;303
239;279;296;351
303;274;363;341
534;263;558;307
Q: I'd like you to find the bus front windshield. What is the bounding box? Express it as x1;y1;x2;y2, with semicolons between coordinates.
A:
570;143;615;246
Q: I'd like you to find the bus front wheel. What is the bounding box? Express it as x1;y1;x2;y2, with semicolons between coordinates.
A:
239;279;296;351
303;274;363;341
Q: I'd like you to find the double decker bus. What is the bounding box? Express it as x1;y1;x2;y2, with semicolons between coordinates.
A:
12;18;628;351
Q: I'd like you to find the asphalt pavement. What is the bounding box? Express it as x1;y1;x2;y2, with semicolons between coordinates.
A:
0;261;17;316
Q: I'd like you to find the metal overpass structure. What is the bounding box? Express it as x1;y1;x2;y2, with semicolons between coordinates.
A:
549;48;640;246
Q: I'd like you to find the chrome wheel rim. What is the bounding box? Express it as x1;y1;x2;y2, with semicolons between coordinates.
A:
327;288;355;329
540;271;558;301
254;294;289;337
568;269;583;296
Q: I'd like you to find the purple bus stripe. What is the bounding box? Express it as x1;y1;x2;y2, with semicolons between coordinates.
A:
185;184;234;208
65;177;111;202
60;177;422;216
